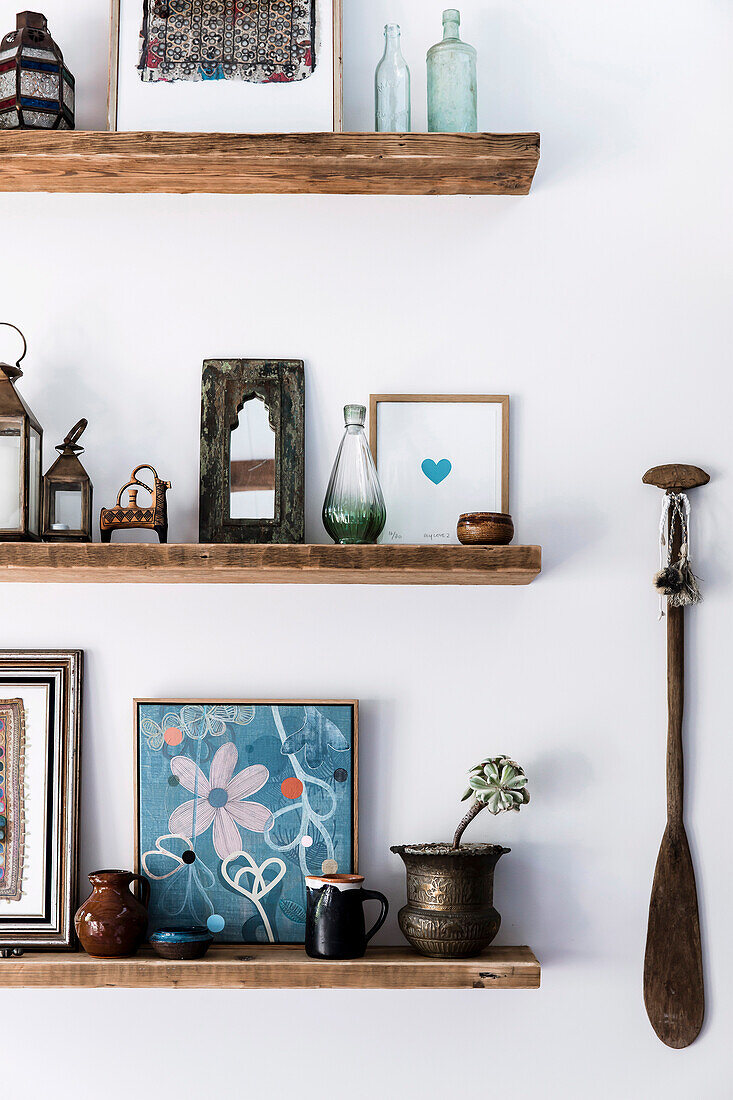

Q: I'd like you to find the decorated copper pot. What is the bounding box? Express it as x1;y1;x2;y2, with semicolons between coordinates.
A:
390;844;509;958
74;870;150;958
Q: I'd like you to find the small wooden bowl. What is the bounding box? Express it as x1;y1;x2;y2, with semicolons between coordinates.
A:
457;512;514;546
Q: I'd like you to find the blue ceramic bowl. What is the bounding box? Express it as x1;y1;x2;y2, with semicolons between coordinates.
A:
149;926;214;960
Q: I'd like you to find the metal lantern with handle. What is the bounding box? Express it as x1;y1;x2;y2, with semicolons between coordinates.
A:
0;322;43;542
0;11;75;131
42;419;93;542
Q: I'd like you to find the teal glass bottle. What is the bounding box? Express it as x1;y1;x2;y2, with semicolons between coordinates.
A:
375;23;411;132
427;9;477;133
322;405;386;545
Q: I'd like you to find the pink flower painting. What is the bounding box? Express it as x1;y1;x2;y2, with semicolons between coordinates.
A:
169;743;273;860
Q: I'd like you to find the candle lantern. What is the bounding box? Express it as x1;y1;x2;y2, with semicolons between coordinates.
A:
0;322;43;542
0;12;75;131
42;419;93;542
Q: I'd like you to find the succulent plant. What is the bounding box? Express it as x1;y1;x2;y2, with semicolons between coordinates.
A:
453;756;529;848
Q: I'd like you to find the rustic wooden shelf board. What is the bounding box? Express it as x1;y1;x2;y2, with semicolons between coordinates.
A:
0;132;540;196
0;543;541;585
0;945;540;990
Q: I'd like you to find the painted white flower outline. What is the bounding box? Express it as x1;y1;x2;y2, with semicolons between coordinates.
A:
169;742;273;860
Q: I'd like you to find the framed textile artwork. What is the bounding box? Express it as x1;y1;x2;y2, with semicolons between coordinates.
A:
0;651;82;951
370;395;510;545
108;0;343;132
135;700;357;944
199;359;305;544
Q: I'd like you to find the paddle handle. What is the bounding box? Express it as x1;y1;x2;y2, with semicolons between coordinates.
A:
664;492;686;826
667;603;684;826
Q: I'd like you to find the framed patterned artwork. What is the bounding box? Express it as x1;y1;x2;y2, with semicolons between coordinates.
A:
108;0;343;132
0;651;83;952
370;394;510;545
135;700;357;944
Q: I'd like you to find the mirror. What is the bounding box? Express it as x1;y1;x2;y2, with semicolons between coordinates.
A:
200;358;305;544
229;396;276;520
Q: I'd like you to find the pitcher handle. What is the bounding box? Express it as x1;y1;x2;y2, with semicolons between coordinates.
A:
131;872;150;908
362;889;389;945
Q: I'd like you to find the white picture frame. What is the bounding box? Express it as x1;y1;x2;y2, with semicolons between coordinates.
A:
107;0;343;133
370;395;510;546
0;651;82;951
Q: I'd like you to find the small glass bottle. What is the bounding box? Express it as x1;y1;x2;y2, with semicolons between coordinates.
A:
375;23;411;133
322;405;386;545
427;9;477;133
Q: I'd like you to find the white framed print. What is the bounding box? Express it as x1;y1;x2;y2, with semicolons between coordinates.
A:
0;651;82;951
108;0;343;132
370;395;509;545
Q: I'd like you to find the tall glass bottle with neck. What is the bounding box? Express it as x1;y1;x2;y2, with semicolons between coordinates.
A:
427;9;477;132
322;405;386;545
375;23;411;132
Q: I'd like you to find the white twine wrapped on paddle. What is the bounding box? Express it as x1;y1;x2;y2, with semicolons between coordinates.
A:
654;492;702;617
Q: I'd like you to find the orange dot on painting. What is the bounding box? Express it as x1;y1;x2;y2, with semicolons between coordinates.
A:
281;777;303;800
163;727;184;747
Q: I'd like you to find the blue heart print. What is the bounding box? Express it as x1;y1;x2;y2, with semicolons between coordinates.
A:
421;459;452;485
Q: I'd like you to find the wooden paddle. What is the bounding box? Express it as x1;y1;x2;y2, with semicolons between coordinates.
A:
642;463;708;1048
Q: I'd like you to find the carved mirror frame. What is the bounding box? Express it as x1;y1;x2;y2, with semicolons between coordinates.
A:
199;359;305;544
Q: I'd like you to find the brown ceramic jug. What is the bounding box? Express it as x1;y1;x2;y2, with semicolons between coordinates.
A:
74;870;150;958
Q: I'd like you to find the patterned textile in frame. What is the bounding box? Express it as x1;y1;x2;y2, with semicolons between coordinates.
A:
138;0;317;84
0;700;25;902
137;703;355;944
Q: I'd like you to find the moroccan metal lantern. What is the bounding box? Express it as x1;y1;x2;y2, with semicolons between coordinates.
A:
0;322;43;542
42;419;93;543
0;12;75;131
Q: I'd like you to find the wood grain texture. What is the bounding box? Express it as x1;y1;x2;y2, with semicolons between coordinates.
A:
642;465;710;491
0;945;540;989
0;132;541;196
0;543;541;585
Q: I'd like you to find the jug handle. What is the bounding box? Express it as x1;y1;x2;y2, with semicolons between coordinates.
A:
130;873;150;908
362;890;389;945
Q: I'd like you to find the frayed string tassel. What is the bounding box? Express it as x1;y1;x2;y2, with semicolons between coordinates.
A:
654;493;702;615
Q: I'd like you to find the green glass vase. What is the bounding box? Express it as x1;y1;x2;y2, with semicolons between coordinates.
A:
427;9;477;133
322;405;386;545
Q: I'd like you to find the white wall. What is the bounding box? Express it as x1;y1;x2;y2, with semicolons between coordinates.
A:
1;1;731;1096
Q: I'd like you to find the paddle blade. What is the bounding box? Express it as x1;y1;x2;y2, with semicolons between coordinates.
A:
644;824;704;1048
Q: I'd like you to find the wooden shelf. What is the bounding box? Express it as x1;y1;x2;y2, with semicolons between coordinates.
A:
0;945;540;990
0;543;541;585
0;132;540;196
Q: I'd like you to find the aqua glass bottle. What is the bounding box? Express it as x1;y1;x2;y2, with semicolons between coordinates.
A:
322;405;386;544
427;9;477;132
375;23;411;132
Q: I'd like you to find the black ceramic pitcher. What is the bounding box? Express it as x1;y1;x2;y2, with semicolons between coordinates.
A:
305;874;389;959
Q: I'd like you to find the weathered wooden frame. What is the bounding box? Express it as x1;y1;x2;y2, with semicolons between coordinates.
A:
199;359;305;544
107;0;343;132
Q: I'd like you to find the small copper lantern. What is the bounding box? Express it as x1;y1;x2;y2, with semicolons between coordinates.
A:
0;322;43;542
0;12;75;131
42;419;93;542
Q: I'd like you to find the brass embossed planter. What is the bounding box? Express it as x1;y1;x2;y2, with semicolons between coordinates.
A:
390;843;509;958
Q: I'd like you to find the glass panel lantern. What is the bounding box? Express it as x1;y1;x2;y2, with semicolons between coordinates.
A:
0;323;43;542
0;12;75;131
42;419;93;543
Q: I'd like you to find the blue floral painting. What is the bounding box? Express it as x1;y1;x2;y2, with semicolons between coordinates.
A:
136;702;356;944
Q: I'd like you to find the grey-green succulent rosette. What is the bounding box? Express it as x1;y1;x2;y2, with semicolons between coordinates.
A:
462;756;530;814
